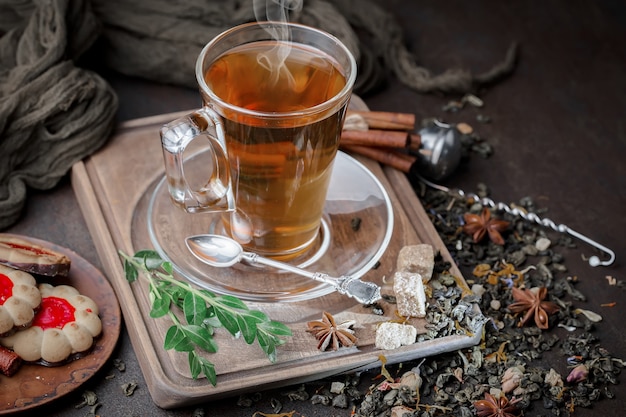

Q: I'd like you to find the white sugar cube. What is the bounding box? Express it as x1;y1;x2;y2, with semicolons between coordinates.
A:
375;322;417;350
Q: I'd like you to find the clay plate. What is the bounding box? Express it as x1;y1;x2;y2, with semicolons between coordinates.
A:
0;234;121;414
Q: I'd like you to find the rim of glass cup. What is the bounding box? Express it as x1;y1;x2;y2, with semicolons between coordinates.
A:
195;21;357;122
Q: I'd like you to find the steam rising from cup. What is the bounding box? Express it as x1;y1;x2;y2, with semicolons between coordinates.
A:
253;0;304;87
253;0;302;23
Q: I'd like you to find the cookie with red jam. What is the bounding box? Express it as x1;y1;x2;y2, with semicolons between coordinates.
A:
0;265;41;337
0;284;102;365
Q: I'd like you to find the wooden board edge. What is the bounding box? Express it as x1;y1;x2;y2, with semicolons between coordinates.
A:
70;160;185;405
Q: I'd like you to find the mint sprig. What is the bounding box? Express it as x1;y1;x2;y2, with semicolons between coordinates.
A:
119;249;292;385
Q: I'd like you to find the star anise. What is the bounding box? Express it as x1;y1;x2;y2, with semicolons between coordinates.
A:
473;392;521;417
306;311;357;351
463;208;510;245
508;286;559;329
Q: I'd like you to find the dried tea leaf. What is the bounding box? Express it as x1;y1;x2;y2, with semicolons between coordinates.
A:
121;381;138;396
114;358;126;372
75;390;98;408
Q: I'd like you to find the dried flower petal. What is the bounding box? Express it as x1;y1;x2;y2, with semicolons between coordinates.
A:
574;308;602;322
472;263;493;277
566;364;589;383
501;365;524;393
391;405;414;417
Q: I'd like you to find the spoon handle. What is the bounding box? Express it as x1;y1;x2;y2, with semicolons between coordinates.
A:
330;274;382;305
242;253;381;304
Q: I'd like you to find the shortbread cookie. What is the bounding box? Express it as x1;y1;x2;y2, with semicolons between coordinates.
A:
1;284;101;364
0;235;71;277
0;265;42;336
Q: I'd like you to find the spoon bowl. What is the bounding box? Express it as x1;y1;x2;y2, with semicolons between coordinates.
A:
187;233;243;267
186;234;382;305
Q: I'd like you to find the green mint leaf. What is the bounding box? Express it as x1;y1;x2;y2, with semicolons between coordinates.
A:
124;259;138;283
245;310;269;321
182;325;218;353
256;330;278;363
163;284;187;308
189;352;217;385
149;290;172;318
134;249;160;258
183;291;208;326
258;320;293;337
164;325;194;352
202;314;221;330
199;289;217;298
237;314;258;345
215;294;249;311
134;250;163;270
213;305;240;336
161;260;173;274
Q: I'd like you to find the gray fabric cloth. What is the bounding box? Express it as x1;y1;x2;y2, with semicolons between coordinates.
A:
91;0;516;94
0;0;117;229
91;0;364;89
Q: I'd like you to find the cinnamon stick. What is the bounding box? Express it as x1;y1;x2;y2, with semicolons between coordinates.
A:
340;144;416;173
341;129;421;151
0;345;22;376
347;110;415;131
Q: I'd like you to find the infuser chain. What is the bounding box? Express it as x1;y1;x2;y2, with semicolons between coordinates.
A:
419;176;616;267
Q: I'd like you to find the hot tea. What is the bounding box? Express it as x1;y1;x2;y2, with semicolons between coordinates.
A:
204;41;347;257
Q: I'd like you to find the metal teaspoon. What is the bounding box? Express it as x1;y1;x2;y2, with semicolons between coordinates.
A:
185;234;382;305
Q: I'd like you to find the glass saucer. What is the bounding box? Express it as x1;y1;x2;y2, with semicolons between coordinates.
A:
135;150;393;302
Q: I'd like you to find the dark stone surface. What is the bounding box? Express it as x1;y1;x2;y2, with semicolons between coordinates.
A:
8;1;625;416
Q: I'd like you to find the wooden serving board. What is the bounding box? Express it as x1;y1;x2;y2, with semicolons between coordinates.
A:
70;109;481;409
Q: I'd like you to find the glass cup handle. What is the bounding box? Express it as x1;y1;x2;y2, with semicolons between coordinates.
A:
160;107;235;213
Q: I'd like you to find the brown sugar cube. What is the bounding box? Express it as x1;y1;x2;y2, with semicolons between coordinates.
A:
396;244;434;283
393;271;427;318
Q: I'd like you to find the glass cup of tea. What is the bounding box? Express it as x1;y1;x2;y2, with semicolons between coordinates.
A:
160;22;357;260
